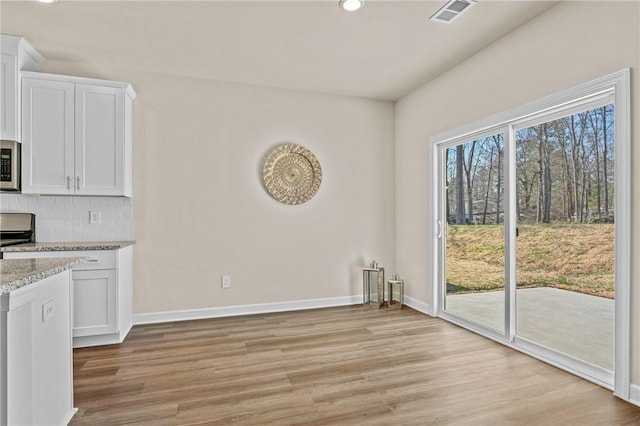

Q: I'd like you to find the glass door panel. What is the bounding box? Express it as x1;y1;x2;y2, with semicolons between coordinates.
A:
443;133;505;333
514;105;615;371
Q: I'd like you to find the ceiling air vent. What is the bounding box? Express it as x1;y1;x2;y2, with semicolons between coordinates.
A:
430;0;477;24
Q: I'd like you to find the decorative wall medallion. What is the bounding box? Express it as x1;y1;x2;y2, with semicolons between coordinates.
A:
263;144;322;205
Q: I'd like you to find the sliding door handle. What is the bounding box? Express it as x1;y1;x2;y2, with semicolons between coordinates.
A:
437;220;443;239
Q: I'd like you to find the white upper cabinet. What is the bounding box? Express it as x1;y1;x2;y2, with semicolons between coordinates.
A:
21;72;135;196
76;84;126;196
21;77;75;194
0;34;43;142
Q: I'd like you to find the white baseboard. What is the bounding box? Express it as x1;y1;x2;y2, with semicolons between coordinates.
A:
74;332;126;348
630;383;640;407
404;295;432;316
133;295;362;325
65;408;79;426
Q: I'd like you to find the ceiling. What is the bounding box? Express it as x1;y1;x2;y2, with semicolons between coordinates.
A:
0;1;559;101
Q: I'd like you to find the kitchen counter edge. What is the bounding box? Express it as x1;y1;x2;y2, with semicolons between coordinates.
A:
1;240;135;252
0;257;87;295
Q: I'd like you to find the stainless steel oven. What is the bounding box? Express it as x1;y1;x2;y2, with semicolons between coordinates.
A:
0;140;20;191
0;213;35;258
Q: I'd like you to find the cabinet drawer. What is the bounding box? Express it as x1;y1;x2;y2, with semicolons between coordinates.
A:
3;250;117;270
73;250;116;270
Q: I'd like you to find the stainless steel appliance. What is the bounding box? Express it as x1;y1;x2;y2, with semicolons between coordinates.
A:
1;140;20;191
0;213;35;257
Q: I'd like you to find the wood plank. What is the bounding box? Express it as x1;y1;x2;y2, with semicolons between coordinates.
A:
70;305;640;425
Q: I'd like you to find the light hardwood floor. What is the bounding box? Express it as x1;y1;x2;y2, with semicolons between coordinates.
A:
70;305;640;425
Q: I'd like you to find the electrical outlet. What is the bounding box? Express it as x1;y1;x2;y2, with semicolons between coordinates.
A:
221;275;232;289
42;300;55;323
89;211;102;224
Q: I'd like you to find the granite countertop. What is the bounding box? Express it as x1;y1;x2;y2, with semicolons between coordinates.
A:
1;241;135;253
0;257;86;295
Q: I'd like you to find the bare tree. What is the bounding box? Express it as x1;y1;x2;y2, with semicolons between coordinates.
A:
587;110;602;218
602;106;610;216
445;148;451;223
462;141;477;224
455;144;465;225
481;144;494;225
569;114;588;222
493;136;503;225
556;119;574;221
516;130;537;223
542;123;552;223
443;104;613;227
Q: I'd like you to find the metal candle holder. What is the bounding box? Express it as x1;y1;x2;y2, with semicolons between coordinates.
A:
387;274;404;308
363;260;385;308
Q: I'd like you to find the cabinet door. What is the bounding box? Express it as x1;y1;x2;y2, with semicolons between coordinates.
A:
72;269;118;337
21;78;75;194
1;54;18;141
75;84;125;196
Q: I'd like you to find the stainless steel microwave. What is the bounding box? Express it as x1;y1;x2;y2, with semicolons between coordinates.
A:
0;140;20;191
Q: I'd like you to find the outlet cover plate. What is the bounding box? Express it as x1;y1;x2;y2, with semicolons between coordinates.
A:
42;299;55;322
221;275;232;289
89;211;102;224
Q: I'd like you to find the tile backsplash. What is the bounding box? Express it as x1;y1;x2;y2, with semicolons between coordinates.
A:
0;193;132;242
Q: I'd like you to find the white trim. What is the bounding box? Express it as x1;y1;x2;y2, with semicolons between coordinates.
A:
630;384;640;407
435;125;506;151
430;69;631;399
612;68;632;401
73;332;126;348
404;295;432;316
20;70;137;99
431;143;443;317
133;295;362;325
504;125;516;343
514;337;614;391
512;90;614;131
73;318;133;348
133;294;436;327
61;408;78;426
439;310;505;342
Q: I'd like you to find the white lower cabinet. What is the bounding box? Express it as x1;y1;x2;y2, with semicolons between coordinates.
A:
0;270;75;425
3;246;133;348
72;269;118;337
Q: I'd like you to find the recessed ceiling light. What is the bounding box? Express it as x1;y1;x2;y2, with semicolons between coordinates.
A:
38;0;58;3
339;0;365;12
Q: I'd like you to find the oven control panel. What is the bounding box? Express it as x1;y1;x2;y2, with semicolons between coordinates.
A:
1;148;12;182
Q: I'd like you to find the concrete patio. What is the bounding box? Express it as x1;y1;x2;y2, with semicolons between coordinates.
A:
445;287;614;370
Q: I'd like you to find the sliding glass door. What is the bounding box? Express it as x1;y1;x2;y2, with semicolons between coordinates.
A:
435;80;625;391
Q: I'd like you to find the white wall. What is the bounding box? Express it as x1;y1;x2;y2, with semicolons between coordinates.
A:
126;73;395;313
395;1;640;383
0;194;132;241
